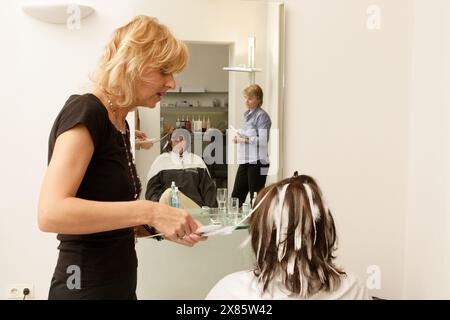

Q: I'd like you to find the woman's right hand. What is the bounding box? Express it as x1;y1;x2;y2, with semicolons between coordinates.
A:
141;201;207;246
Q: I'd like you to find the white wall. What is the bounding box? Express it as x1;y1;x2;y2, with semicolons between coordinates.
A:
283;0;413;299
403;0;450;299
176;43;229;92
0;0;137;300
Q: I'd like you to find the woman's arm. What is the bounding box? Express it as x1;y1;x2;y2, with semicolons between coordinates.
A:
38;125;200;241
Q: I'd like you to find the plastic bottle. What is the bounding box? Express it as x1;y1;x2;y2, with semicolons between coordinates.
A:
169;182;180;208
196;116;202;133
185;115;191;132
169;181;176;206
176;115;181;129
202;115;207;133
206;116;211;130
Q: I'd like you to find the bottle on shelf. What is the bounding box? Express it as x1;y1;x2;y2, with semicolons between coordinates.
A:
194;116;202;133
181;115;185;129
176;115;181;129
192;115;196;130
202;115;207;133
185;115;191;132
199;116;203;132
206;116;211;130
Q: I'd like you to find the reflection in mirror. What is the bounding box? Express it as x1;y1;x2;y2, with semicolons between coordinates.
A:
160;43;229;189
135;3;284;206
133;0;284;299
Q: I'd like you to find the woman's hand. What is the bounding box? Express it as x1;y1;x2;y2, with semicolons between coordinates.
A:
233;135;248;144
135;130;154;150
168;229;208;247
141;201;207;246
136;139;154;150
135;130;148;139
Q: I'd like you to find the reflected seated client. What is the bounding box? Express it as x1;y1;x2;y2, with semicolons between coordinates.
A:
145;128;217;208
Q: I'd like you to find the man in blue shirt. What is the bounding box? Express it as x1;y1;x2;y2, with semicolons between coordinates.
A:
231;84;271;207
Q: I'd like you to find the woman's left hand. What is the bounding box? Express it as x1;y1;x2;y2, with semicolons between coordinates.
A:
170;233;208;247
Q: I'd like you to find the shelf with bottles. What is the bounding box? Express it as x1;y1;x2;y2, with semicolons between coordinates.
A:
166;90;228;94
161;114;228;135
161;91;228;110
161;106;228;113
175;115;211;133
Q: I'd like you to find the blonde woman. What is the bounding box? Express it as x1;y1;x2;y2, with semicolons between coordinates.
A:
207;173;370;300
231;84;271;207
38;16;206;300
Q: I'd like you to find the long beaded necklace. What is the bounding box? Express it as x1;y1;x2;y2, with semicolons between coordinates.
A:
105;95;162;242
106;96;141;200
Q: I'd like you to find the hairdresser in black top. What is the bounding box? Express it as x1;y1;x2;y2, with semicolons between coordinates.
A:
38;16;207;300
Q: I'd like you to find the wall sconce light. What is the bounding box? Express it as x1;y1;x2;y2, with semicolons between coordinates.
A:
21;2;94;24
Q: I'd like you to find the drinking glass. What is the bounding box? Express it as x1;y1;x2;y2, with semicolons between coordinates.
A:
216;188;228;211
228;197;239;225
209;208;221;225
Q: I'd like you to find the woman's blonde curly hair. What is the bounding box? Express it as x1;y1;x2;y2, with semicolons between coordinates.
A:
93;15;188;108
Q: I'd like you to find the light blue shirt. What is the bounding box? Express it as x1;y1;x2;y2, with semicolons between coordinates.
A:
237;107;271;164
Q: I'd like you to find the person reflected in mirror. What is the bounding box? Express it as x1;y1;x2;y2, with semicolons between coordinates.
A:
206;173;370;300
145;128;217;208
231;84;271;207
38;16;207;300
134;109;154;150
135;129;154;150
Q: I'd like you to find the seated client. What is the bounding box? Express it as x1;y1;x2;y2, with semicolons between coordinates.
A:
145;128;217;208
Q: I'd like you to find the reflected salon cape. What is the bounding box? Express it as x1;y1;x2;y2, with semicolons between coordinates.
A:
145;151;217;207
206;271;371;300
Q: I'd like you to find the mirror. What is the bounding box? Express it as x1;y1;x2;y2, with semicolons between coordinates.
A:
135;1;284;199
133;0;284;299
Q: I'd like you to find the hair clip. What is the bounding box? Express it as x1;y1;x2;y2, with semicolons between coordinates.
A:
289;171;299;182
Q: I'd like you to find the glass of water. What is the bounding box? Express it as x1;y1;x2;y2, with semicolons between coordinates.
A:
228;197;240;225
209;208;221;225
216;188;228;211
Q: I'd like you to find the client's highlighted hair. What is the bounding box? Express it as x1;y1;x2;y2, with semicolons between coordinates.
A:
250;173;345;298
